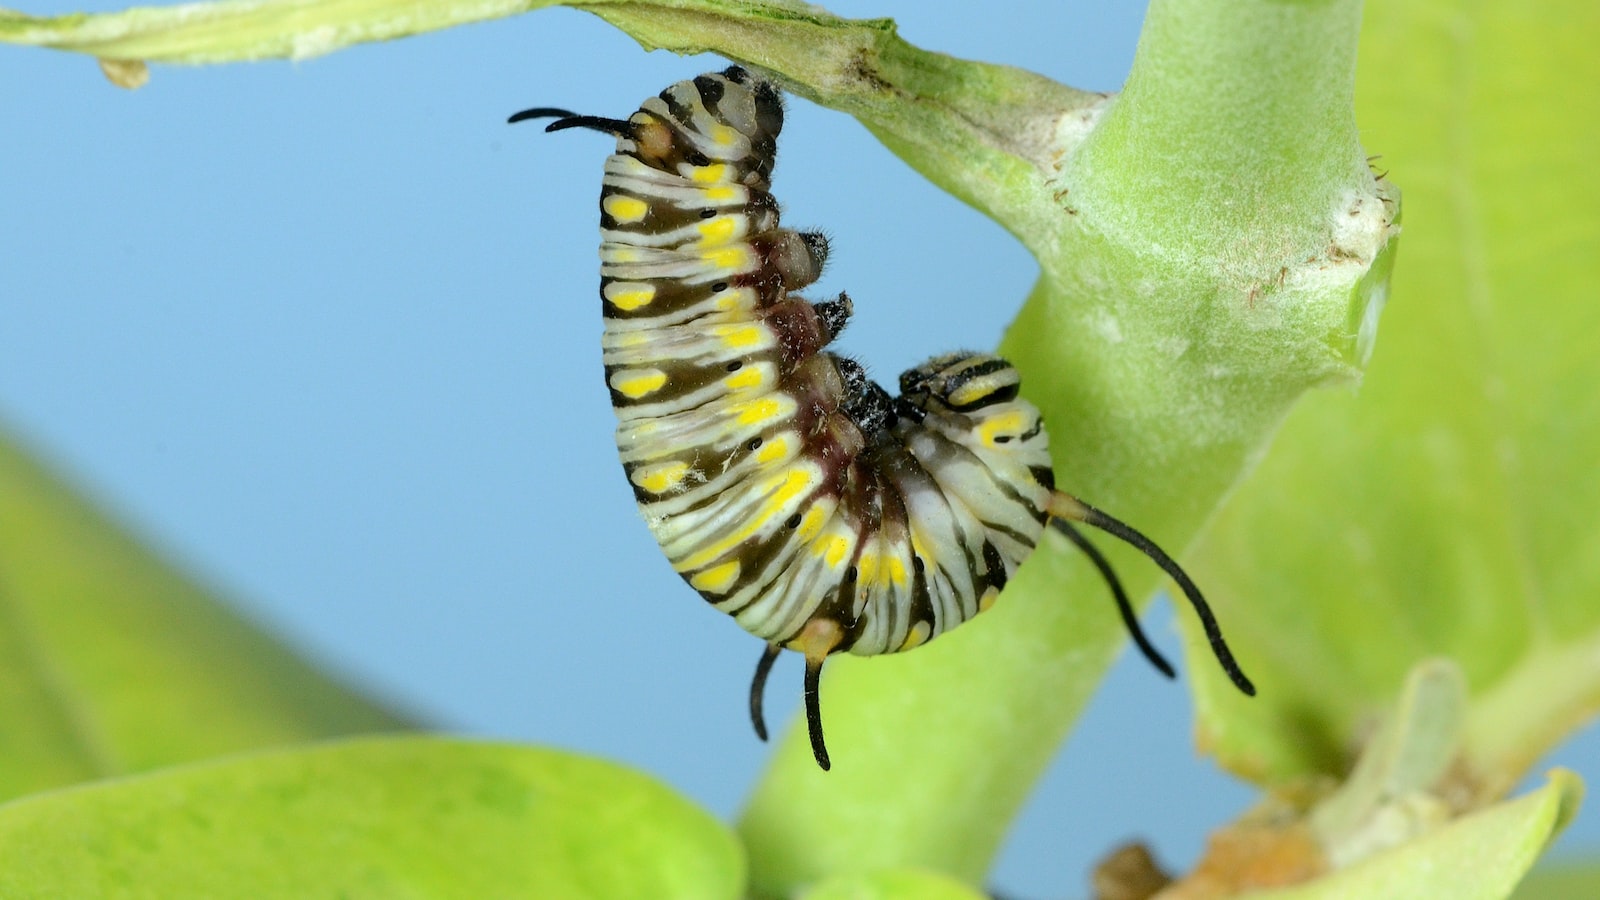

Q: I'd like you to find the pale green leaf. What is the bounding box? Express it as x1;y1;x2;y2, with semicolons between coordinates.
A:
1187;0;1600;800
1249;770;1582;900
1513;859;1600;900
0;430;409;803
0;735;743;898
800;867;988;900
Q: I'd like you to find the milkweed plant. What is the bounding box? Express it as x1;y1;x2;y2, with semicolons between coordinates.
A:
0;1;1595;897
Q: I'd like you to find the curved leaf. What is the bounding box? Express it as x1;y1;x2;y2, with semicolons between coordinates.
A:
0;430;409;803
0;736;743;898
1187;0;1600;800
1249;770;1582;900
1513;859;1600;900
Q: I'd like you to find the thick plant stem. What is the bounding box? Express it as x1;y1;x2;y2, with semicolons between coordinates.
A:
739;0;1379;893
1069;0;1368;271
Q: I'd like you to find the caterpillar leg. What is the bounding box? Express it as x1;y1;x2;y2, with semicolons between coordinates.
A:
1047;492;1256;697
749;642;781;742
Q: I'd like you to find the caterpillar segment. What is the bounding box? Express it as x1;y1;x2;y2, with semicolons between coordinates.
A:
511;66;1253;772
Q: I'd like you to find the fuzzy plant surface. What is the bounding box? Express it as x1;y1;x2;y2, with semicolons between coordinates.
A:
0;0;1592;897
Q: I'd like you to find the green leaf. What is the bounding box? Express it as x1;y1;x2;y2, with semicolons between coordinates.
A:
1513;859;1600;900
0;430;409;802
0;735;743;898
800;868;988;900
1249;770;1582;900
1186;0;1600;800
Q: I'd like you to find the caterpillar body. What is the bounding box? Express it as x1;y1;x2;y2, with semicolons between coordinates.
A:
511;66;1253;770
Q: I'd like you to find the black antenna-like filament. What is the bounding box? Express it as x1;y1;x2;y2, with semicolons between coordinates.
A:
750;634;834;770
803;656;830;770
1049;492;1256;697
506;107;634;137
749;642;781;742
1051;518;1176;680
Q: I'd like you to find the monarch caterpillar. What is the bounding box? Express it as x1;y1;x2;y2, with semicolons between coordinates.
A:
511;66;1254;770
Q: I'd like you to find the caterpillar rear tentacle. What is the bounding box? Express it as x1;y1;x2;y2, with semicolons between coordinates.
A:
749;642;781;742
1048;492;1257;696
1050;516;1177;681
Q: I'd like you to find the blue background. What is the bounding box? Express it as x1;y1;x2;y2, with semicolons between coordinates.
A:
2;2;1594;896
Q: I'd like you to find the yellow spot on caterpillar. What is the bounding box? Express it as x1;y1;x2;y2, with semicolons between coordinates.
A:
819;533;851;568
718;324;766;349
677;467;814;569
884;555;908;587
755;434;788;464
857;552;879;585
690;163;731;183
690;561;741;594
978;411;1026;445
696;216;738;245
899;622;931;652
704;245;752;271
603;194;648;223
947;373;1011;408
709;124;738;146
734;396;781;425
768;467;814;512
724;367;764;391
703;185;737;202
979;586;1000;612
607;247;641;264
611;369;668;399
909;532;931;564
797;505;828;541
605;282;656;311
631;461;689;494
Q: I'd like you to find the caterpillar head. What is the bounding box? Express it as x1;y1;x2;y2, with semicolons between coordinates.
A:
897;352;1021;416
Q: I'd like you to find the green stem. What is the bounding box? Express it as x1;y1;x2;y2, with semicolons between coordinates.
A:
739;0;1377;892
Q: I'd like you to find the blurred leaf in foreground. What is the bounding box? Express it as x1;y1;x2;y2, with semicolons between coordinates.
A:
1513;860;1600;900
0;429;410;802
0;736;743;898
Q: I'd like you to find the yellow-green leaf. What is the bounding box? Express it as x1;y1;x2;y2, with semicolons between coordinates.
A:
1250;770;1582;900
1513;859;1600;900
0;430;408;802
801;867;989;900
0;736;743;898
